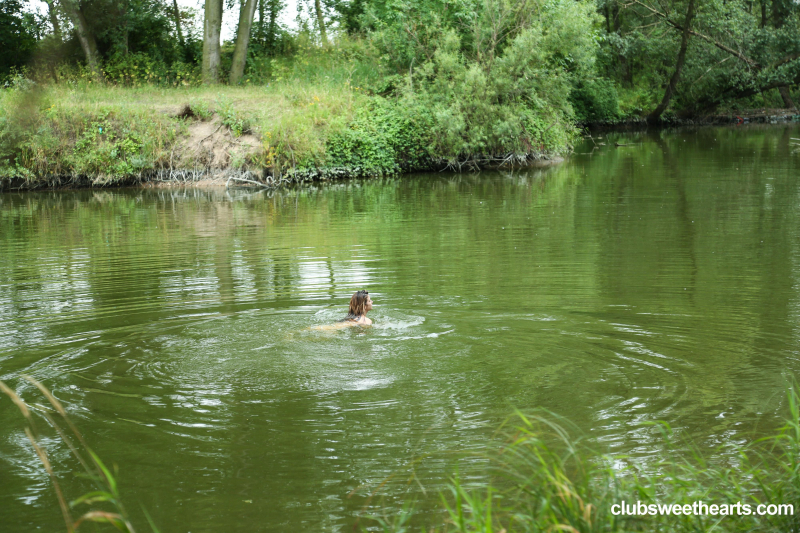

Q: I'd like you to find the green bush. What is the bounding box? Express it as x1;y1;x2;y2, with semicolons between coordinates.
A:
569;78;621;123
369;0;599;161
1;88;181;183
325;98;432;175
102;52;200;87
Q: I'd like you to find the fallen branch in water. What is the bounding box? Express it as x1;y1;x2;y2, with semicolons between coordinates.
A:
226;175;270;188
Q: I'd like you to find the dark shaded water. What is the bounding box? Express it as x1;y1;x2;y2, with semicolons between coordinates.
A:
1;125;799;531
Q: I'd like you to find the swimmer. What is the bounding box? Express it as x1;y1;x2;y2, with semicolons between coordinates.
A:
341;290;373;325
310;290;373;330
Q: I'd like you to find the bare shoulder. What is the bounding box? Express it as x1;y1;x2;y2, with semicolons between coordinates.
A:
309;322;355;331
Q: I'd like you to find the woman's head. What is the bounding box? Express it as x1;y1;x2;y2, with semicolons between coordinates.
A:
347;290;373;318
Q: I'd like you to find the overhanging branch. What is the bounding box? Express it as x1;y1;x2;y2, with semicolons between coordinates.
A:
630;0;760;68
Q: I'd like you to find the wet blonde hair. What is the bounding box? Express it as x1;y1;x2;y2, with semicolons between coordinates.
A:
345;290;369;320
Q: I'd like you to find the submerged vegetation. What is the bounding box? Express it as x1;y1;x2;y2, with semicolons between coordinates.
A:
5;374;800;532
1;0;797;186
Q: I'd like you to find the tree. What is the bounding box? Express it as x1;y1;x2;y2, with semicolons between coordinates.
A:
58;0;103;80
313;0;328;46
265;0;282;53
202;0;222;83
171;0;184;49
44;0;62;42
229;0;258;84
0;0;37;78
648;0;696;121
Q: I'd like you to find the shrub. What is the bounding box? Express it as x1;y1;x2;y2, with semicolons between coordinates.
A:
371;0;599;161
569;78;621;123
325;98;432;175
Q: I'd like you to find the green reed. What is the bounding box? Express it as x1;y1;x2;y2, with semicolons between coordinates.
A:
0;377;159;533
366;389;800;532
4;374;800;532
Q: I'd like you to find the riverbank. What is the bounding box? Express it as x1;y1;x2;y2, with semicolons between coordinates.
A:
583;107;800;130
0;78;572;191
2;82;795;191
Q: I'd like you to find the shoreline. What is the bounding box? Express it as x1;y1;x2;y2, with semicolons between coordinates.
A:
582;108;800;130
0;156;567;193
2;111;797;193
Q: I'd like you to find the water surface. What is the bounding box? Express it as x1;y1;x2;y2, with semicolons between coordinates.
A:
1;124;799;531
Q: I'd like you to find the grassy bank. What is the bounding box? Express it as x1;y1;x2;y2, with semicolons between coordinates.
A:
0;78;369;187
0;47;577;189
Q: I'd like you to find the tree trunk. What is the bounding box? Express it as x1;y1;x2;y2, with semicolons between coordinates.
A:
778;86;797;110
772;0;787;28
46;0;62;41
267;0;279;53
117;0;130;55
648;0;696;122
202;0;223;84
760;0;767;27
119;0;129;55
314;0;328;46
59;0;103;81
172;0;185;48
229;0;258;84
257;0;264;46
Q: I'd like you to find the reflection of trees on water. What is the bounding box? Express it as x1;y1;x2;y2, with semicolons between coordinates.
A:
2;127;800;528
572;125;800;456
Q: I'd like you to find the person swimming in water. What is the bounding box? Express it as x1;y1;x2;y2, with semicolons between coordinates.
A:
341;290;373;325
309;290;373;331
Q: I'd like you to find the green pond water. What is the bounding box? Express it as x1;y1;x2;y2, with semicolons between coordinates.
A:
1;124;799;531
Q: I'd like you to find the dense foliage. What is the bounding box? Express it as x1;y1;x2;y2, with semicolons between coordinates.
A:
0;0;798;184
595;0;800;116
0;0;37;78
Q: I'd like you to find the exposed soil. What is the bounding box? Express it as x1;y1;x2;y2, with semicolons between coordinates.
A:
177;116;261;169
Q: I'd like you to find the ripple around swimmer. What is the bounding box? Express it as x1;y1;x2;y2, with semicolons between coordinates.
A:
3;134;800;533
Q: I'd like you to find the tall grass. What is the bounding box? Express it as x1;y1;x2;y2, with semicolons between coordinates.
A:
367;393;800;532
0;376;159;533
0;57;371;184
4;375;800;532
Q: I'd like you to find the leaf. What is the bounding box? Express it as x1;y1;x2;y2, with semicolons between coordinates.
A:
74;511;127;531
88;450;118;496
142;506;162;533
70;490;115;507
